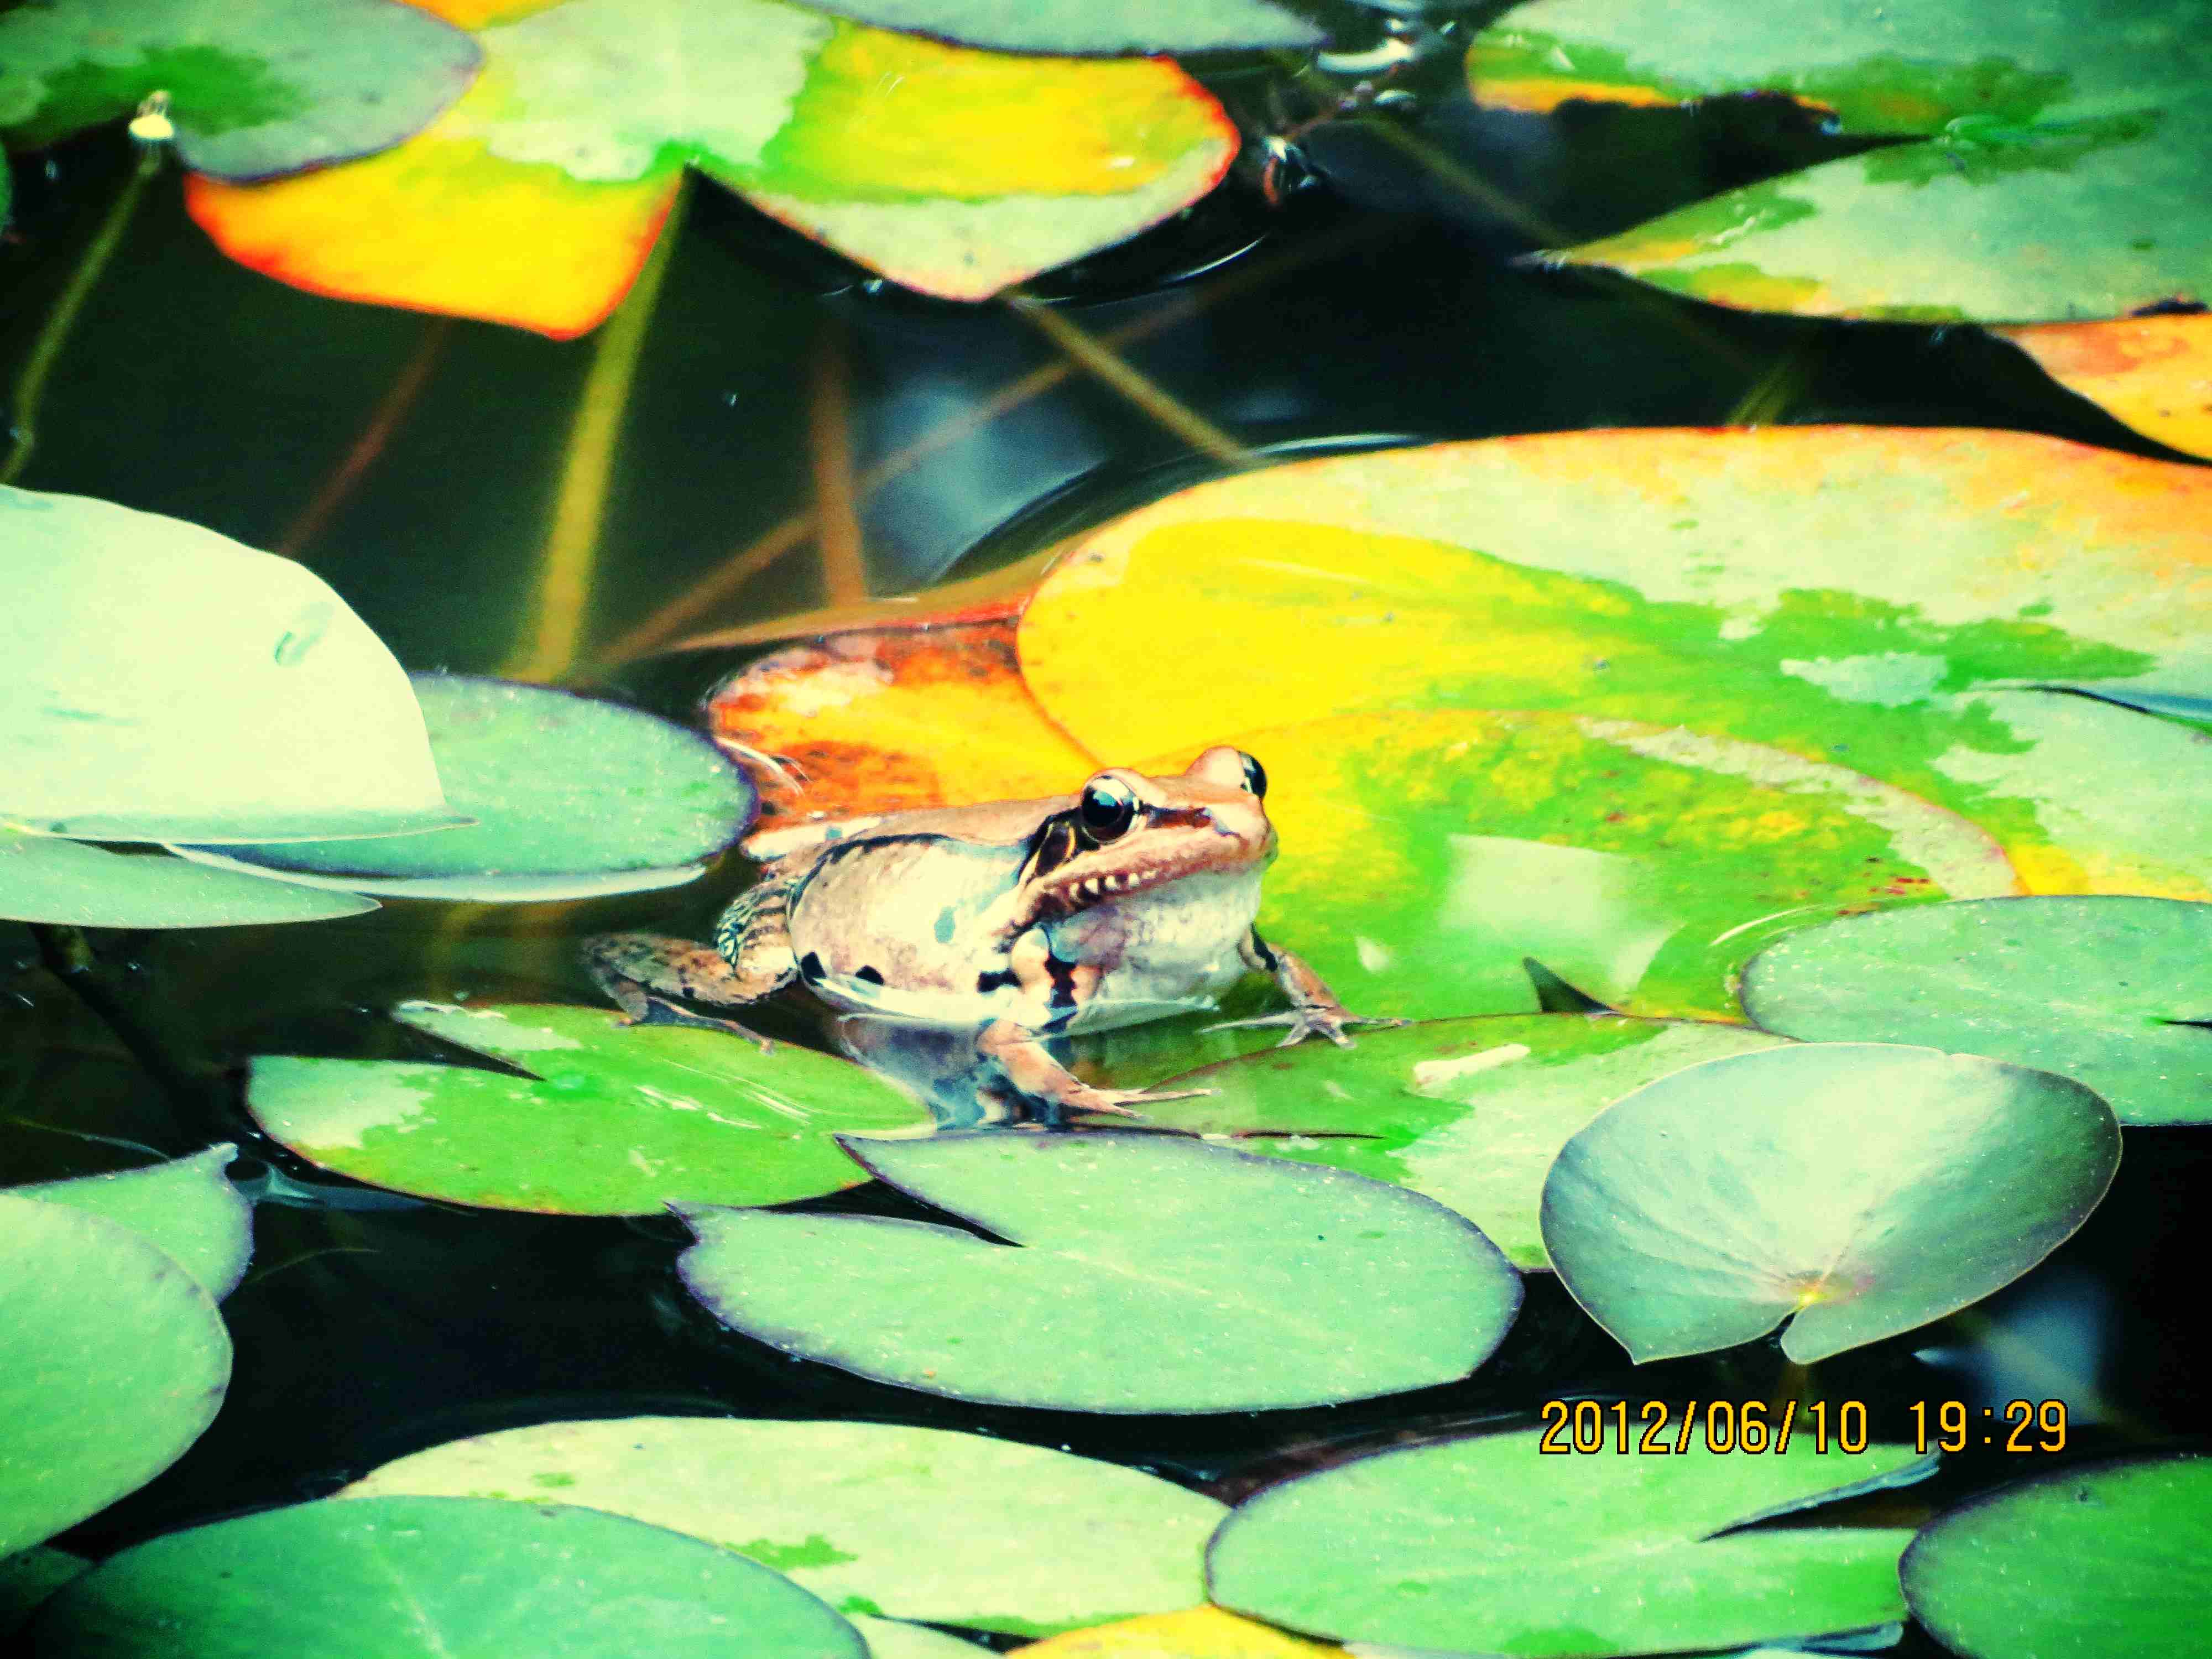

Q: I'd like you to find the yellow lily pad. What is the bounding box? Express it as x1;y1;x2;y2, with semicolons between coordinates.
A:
1997;313;2212;464
1010;1607;1349;1659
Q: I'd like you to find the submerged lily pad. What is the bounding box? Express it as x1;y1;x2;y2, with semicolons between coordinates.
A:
680;1131;1521;1413
1;488;456;844
0;829;376;928
1542;1043;2119;1364
1741;896;2212;1126
343;1417;1224;1636
1900;1454;2212;1659
248;1002;932;1215
9;1144;251;1300
1142;1015;1793;1268
795;0;1321;56
178;675;754;900
0;1196;231;1557
1207;1424;1928;1656
1166;707;2012;1024
1019;430;2212;900
28;1495;866;1658
0;0;482;180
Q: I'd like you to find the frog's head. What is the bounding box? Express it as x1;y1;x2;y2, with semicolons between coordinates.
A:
1016;745;1276;918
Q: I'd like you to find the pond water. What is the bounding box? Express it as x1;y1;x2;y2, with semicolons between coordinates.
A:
3;13;2207;1655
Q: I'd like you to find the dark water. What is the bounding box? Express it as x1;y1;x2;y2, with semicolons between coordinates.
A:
3;22;2205;1651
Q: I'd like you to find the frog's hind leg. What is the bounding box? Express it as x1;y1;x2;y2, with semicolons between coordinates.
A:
583;880;795;1051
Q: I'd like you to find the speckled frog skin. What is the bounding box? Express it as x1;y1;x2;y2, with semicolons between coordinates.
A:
586;745;1391;1115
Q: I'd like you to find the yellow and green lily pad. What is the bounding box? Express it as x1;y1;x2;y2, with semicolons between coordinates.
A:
1011;1608;1350;1659
1996;314;2212;463
1019;430;2212;900
247;1001;933;1215
680;1130;1522;1413
343;1417;1225;1636
1542;1043;2120;1364
1207;1423;1928;1657
1741;896;2212;1125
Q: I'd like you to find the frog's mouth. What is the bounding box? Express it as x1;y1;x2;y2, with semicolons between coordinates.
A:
1022;804;1270;914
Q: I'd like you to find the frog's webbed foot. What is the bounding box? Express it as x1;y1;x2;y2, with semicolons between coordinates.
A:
977;1018;1217;1121
623;993;777;1053
1206;1008;1408;1048
1234;931;1406;1049
583;931;784;1052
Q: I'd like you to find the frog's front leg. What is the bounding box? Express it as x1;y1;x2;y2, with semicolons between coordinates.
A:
977;932;1216;1119
1210;928;1406;1048
582;877;795;1051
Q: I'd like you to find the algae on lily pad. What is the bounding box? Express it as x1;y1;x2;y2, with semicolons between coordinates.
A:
1207;1424;1928;1656
1901;1454;2212;1659
248;1002;932;1215
9;1144;251;1300
680;1131;1521;1413
1741;896;2212;1126
343;1417;1224;1635
28;1495;866;1658
1542;1043;2119;1364
0;828;377;929
1142;1014;1793;1268
178;674;755;901
0;1196;231;1556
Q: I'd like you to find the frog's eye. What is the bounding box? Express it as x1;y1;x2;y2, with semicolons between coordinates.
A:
1236;751;1267;799
1077;777;1139;843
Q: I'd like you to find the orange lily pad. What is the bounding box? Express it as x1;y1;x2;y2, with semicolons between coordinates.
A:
1997;312;2212;463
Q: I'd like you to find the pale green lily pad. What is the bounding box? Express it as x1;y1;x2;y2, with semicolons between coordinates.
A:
1207;1424;1929;1656
1141;1015;1793;1269
1;1548;87;1640
1901;1454;2212;1659
852;1618;994;1659
1;488;457;843
176;675;754;901
797;0;1321;55
0;1196;231;1557
0;828;376;928
10;1144;251;1300
1542;1043;2119;1364
28;1495;867;1658
0;0;482;180
248;1002;933;1215
1741;896;2212;1126
680;1131;1521;1413
343;1417;1225;1636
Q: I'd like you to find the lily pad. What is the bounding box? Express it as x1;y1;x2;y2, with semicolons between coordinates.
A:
1164;707;2013;1025
1996;314;2212;464
1900;1454;2212;1659
0;828;377;928
679;1131;1522;1413
1469;0;2212;322
27;1495;867;1658
176;675;754;901
1;1549;86;1640
854;1619;996;1659
1141;1015;1793;1268
795;1;1321;56
1740;896;2212;1126
0;0;482;180
0;1195;231;1556
1010;1608;1349;1658
1541;1043;2119;1364
1207;1424;1928;1657
247;1002;933;1215
343;1417;1225;1636
9;1144;251;1300
1;488;456;843
185;0;1237;334
1018;430;2212;900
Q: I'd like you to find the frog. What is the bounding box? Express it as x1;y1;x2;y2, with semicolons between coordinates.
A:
583;744;1395;1117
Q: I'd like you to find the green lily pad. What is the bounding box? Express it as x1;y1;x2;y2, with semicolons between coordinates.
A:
796;0;1321;55
0;0;482;180
343;1417;1225;1636
680;1131;1522;1413
1;1549;87;1641
0;828;376;928
1019;431;2212;906
852;1619;994;1659
0;1195;231;1556
1469;0;2212;322
10;1144;251;1300
177;675;754;901
1;488;458;843
1207;1424;1929;1656
1141;1015;1793;1269
1741;896;2212;1126
1901;1454;2212;1659
27;1495;867;1658
247;1002;933;1215
1542;1043;2119;1364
